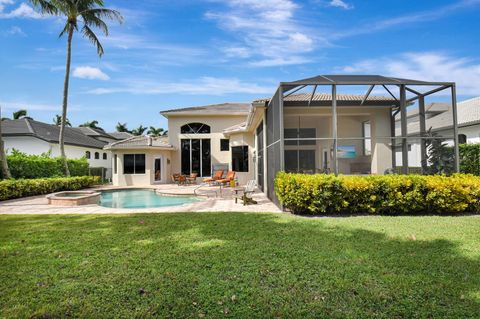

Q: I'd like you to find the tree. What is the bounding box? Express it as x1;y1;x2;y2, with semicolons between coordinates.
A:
116;122;129;133
0;106;12;179
29;0;123;176
147;126;167;137
422;128;455;175
80;120;104;131
53;114;71;127
13;109;32;120
131;125;147;136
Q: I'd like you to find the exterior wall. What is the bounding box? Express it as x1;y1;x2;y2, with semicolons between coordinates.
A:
111;149;172;186
167;115;248;178
3;136;111;173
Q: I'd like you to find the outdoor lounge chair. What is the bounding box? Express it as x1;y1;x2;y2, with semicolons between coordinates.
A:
217;171;235;186
186;173;198;184
171;173;181;184
203;170;224;184
233;180;257;205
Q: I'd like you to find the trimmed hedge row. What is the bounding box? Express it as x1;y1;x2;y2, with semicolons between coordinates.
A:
0;176;101;201
460;144;480;175
275;172;480;215
3;150;89;179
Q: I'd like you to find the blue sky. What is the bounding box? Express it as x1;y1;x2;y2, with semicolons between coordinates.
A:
1;0;480;131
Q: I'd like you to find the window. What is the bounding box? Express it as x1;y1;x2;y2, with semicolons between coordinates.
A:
363;121;371;156
181;139;211;176
85;151;91;159
113;155;117;174
220;139;229;151
94;152;100;159
284;128;316;145
123;154;145;174
459;134;467;144
102;152;107;160
285;150;316;173
232;145;249;172
181;123;210;134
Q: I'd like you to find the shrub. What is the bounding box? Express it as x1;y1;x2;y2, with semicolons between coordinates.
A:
0;176;101;201
460;144;480;175
275;172;480;215
3;150;89;179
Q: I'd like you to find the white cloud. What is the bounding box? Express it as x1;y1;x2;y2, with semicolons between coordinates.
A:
340;52;480;95
1;25;25;36
0;2;44;19
329;0;353;10
87;77;274;95
73;66;110;81
206;0;321;66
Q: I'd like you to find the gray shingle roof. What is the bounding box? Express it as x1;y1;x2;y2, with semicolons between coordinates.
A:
2;118;106;149
161;103;251;116
74;127;113;139
106;131;134;140
104;136;174;150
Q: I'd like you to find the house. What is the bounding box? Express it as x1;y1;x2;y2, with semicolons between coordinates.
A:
107;75;459;206
395;96;480;167
1;118;131;178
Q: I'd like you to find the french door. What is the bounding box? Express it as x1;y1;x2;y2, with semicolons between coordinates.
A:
181;139;211;177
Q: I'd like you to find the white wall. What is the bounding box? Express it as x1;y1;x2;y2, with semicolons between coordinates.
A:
3;136;112;174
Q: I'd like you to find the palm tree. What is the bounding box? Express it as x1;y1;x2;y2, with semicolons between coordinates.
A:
53;114;71;127
80;120;104;131
29;0;123;176
0;107;12;179
131;125;147;136
13;109;32;120
147;126;166;137
116;122;129;133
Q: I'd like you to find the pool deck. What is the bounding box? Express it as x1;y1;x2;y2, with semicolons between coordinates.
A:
0;184;282;214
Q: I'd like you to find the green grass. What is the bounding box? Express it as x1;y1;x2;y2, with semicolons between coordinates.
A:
1;213;479;318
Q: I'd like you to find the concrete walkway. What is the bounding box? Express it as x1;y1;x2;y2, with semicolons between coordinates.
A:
0;184;281;214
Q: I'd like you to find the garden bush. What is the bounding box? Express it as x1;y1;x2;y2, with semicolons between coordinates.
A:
275;172;480;215
0;176;101;201
2;150;89;179
460;143;480;175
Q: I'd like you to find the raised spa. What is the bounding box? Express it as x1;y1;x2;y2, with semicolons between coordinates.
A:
99;189;201;209
47;191;100;206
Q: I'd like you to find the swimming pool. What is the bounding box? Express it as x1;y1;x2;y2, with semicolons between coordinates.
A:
99;189;201;209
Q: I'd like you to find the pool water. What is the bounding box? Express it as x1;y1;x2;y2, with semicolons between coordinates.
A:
100;189;201;209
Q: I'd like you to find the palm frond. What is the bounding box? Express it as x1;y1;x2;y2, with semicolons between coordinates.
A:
28;0;59;15
82;13;109;36
81;25;104;57
80;8;123;24
58;22;69;38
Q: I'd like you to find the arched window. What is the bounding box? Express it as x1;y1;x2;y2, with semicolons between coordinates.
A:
103;152;107;160
181;123;210;134
95;152;100;159
458;134;467;144
85;151;91;159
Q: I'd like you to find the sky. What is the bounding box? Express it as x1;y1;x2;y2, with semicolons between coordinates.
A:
1;0;480;131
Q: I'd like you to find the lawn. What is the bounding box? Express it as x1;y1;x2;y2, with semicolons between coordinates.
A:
1;213;479;318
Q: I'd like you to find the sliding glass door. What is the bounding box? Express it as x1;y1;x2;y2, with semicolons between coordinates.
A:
181;139;211;177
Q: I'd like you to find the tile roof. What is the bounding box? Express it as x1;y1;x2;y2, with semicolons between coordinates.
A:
2;118;107;149
74;127;114;139
104;135;174;150
254;93;397;106
161;103;251;116
107;131;134;140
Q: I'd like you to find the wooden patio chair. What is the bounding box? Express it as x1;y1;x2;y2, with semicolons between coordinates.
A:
171;173;181;184
186;173;198;184
217;171;235;187
203;170;224;184
233;180;257;205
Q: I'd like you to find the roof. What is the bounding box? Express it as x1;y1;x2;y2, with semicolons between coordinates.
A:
74;127;116;139
281;75;454;87
2;118;107;149
401;97;480;134
107;131;134;140
255;93;397;106
161;103;251;116
104;135;174;150
223;122;248;134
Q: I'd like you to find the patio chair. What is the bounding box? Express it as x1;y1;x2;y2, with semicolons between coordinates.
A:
217;171;235;187
233;180;257;205
186;173;198;184
203;170;224;184
171;173;181;184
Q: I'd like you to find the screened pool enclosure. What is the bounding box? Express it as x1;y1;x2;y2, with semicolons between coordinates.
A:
263;75;459;205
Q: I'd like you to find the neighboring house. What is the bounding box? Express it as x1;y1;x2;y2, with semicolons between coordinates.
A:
395;97;480;167
1;118;124;177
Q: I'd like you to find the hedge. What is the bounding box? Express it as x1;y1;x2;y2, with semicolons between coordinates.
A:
2;150;89;179
0;176;101;201
275;172;480;215
460;143;480;175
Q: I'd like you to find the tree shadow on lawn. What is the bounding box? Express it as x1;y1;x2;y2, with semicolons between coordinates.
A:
0;213;479;318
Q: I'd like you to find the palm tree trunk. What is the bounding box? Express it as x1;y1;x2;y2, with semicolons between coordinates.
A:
0;107;12;179
60;24;74;177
